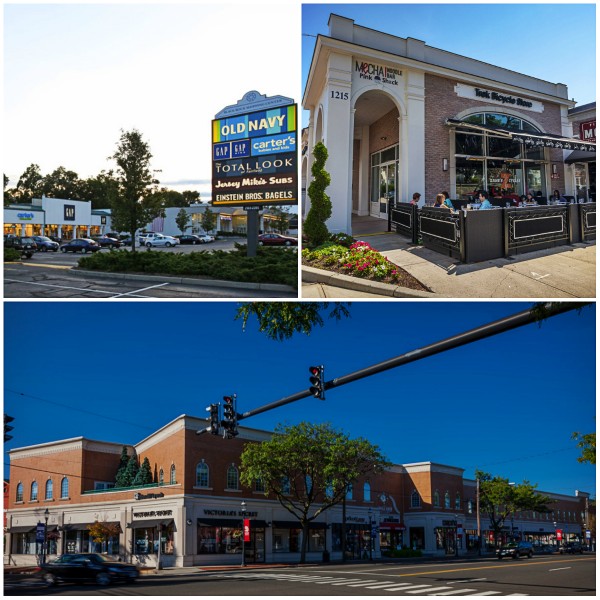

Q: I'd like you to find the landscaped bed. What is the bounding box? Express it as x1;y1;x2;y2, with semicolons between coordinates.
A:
78;244;298;288
302;240;430;292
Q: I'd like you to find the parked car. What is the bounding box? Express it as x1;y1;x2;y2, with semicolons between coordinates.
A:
144;234;180;248
60;238;101;254
47;235;62;244
258;233;298;246
92;235;122;249
32;236;60;252
4;235;37;258
198;234;215;243
497;541;534;559
40;553;139;586
175;234;204;245
560;542;584;554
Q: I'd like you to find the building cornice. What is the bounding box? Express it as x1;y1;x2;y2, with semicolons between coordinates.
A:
9;438;125;460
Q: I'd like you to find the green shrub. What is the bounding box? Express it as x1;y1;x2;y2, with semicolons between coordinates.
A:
304;142;332;247
4;248;22;262
78;246;297;288
329;232;355;248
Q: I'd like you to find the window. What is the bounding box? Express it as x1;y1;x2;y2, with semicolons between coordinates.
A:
411;490;421;508
255;479;265;493
94;482;115;491
467;499;473;514
455;493;461;510
159;469;164;485
433;490;440;507
16;483;23;502
170;464;176;485
45;479;53;500
444;492;451;509
226;465;239;490
30;482;38;501
196;462;209;488
346;483;353;500
61;477;69;499
364;482;371;502
281;476;290;495
198;526;241;554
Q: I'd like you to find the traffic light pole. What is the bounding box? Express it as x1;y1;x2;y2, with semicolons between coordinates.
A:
237;303;587;421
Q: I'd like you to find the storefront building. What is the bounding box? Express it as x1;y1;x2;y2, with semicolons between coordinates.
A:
4;197;110;239
567;102;596;202
302;14;595;233
6;416;591;567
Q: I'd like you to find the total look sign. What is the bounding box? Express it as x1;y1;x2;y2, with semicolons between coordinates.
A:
212;93;298;206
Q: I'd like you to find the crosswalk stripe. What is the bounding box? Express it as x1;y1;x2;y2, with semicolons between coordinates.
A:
468;592;503;596
407;587;453;594
331;579;367;585
346;580;383;587
364;581;404;589
434;590;477;596
314;577;361;584
384;584;435;592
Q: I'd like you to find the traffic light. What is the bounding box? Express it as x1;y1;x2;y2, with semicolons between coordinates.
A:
4;414;14;442
208;404;220;435
308;366;325;400
222;395;238;438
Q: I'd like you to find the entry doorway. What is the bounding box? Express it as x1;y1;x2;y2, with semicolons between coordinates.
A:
245;528;265;563
371;160;397;219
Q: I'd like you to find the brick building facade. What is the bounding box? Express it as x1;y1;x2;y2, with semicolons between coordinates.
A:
5;415;591;567
302;14;595;234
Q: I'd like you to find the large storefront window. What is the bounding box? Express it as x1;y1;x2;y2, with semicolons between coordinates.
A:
272;526;326;553
331;523;370;559
454;113;548;199
198;526;241;554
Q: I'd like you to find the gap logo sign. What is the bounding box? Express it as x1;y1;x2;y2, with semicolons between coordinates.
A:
213;140;251;161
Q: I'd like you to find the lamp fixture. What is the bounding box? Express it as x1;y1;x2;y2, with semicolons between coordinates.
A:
442;158;448;171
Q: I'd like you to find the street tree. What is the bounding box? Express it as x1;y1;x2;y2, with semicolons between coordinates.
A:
235;302;351;341
41;166;82;199
182;190;200;206
15;163;44;203
201;205;217;234
175;208;191;234
269;206;291;234
304;142;332;247
476;469;552;545
108;129;164;251
240;422;389;563
87;520;121;551
79;171;119;210
572;431;595;465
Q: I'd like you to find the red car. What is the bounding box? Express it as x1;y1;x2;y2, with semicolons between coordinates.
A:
258;233;298;247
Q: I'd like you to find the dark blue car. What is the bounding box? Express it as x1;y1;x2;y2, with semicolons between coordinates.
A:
60;238;101;254
32;236;60;252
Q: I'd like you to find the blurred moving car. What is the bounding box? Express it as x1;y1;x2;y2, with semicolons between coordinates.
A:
40;553;139;586
92;235;122;249
32;236;60;252
60;238;101;254
144;234;180;247
175;234;204;245
497;541;534;559
258;233;298;246
198;234;215;243
560;542;584;554
4;235;38;258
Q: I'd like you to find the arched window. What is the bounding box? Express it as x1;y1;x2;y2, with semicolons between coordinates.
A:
45;479;53;500
196;461;209;488
346;483;353;500
433;490;440;507
411;490;421;508
363;482;371;502
444;492;451;509
170;464;176;485
159;469;164;485
226;465;239;490
16;483;23;502
455;492;461;510
31;481;38;501
61;477;69;499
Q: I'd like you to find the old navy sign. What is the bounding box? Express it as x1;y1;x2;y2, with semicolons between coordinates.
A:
213;105;296;143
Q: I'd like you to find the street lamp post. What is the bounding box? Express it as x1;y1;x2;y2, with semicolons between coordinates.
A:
368;508;373;561
455;514;459;558
42;508;49;564
553;521;558;552
240;501;247;568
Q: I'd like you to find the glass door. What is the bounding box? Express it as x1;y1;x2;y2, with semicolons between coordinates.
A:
371;161;397;219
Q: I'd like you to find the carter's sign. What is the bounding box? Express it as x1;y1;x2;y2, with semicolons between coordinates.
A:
17;212;34;220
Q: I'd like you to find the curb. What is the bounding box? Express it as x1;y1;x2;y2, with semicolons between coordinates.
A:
72;269;296;294
302;266;436;298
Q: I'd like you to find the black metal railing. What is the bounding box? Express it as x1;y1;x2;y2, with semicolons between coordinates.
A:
419;208;464;260
504;206;569;256
389;202;419;243
580;203;596;241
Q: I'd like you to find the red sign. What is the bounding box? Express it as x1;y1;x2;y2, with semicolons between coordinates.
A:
580;120;596;143
243;519;251;542
556;529;563;541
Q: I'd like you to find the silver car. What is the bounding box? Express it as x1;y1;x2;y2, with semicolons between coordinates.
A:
144;234;180;248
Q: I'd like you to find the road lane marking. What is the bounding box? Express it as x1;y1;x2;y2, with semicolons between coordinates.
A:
346;580;384;587
469;592;502;596
384;584;433;591
407;586;453;593
365;581;408;589
548;567;571;571
4;278;147;297
434;590;477;596
7;262;71;270
454;578;487;583
111;282;170;297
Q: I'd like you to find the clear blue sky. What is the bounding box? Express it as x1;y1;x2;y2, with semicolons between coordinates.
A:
302;3;596;127
3;302;595;498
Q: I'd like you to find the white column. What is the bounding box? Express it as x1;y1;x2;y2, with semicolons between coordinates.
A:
404;71;426;201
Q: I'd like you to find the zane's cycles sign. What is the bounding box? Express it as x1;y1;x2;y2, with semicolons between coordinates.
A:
212;103;298;207
580;120;596;143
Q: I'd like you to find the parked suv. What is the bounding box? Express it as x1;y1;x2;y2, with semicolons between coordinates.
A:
497;541;534;559
560;542;584;554
4;235;37;258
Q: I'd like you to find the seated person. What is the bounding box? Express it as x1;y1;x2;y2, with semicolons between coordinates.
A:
410;192;421;206
523;192;537;205
477;190;493;210
433;193;447;208
551;189;567;203
442;191;454;209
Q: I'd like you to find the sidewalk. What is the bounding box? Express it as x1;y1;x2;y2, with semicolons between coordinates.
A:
303;232;596;299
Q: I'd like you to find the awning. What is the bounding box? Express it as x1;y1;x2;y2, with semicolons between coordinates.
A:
197;518;240;527
132;519;175;530
64;522;123;532
272;520;326;529
446;118;596;152
564;150;596;164
7;525;35;533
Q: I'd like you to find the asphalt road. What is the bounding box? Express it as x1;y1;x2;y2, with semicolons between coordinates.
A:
3;243;298;299
5;555;596;596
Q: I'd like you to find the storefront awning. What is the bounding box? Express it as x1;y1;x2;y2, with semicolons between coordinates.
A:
272;520;326;529
564;150;596;164
132;519;175;530
7;525;35;533
197;518;240;527
446;118;596;152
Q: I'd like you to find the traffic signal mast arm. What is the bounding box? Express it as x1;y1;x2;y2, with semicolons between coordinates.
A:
237;302;588;421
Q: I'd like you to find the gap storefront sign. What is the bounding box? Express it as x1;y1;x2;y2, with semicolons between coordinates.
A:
212;92;298;206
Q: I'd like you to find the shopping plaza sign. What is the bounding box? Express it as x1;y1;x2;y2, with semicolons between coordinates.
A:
212;91;298;207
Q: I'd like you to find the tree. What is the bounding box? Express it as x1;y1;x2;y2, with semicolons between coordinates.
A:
304;142;332;247
108;129;164;251
79;170;119;210
200;205;217;234
121;451;139;487
115;446;130;488
269;206;291;234
234;302;351;342
182;190;201;206
41;166;82;199
87;520;121;550
240;422;389;563
572;431;595;465
15;163;44;203
175;208;191;234
476;470;552;545
133;456;153;486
